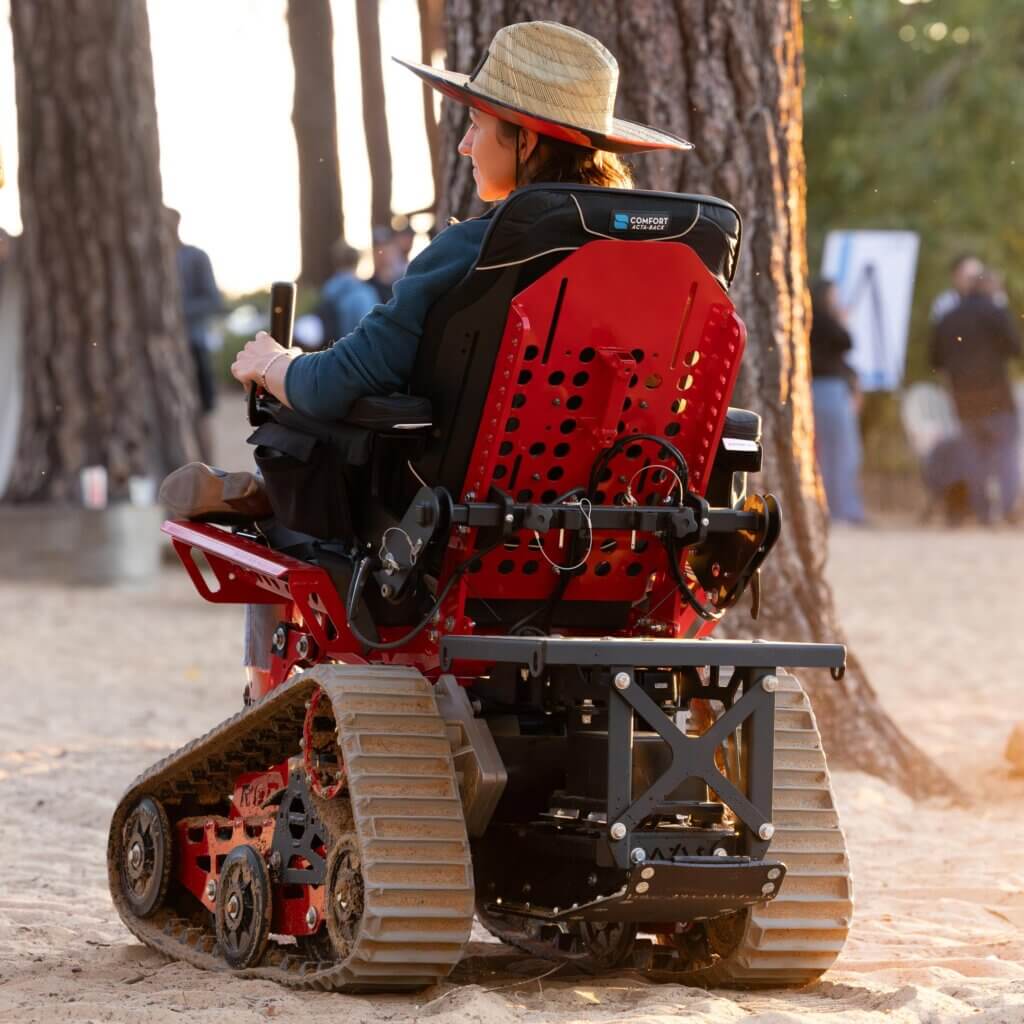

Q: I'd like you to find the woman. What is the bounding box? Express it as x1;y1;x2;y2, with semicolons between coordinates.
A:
230;21;689;416
809;277;866;525
225;21;692;687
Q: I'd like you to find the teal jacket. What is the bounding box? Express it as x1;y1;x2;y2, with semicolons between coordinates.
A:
285;217;490;419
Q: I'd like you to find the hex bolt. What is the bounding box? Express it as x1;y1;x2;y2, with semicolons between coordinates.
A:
758;822;776;841
640;866;655;880
296;635;310;659
272;626;287;651
761;674;779;693
305;906;318;929
609;821;627;841
504;513;515;524
635;881;650;894
767;867;781;880
613;672;631;691
205;879;216;902
630;847;647;864
761;882;776;895
701;517;710;527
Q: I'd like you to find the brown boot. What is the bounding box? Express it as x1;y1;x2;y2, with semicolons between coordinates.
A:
159;463;272;522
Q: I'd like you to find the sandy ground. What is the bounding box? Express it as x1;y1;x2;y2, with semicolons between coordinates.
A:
3;516;1024;1022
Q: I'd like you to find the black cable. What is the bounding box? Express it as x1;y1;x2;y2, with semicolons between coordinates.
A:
344;540;502;651
661;533;724;622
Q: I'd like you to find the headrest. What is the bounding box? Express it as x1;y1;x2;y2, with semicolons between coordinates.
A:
474;183;741;289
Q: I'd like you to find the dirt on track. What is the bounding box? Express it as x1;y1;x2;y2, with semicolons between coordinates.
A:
3;522;1024;1023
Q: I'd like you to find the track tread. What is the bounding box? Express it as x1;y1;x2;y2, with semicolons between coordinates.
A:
691;673;852;987
107;665;474;992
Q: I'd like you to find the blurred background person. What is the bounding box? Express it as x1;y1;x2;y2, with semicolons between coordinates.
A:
810;277;866;524
930;252;984;324
368;225;406;302
0;227;22;499
167;207;223;463
314;239;379;347
930;265;1022;524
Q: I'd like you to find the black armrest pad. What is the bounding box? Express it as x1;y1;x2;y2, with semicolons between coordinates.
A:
344;394;432;431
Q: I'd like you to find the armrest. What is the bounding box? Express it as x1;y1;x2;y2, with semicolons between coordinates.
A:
344;394;432;431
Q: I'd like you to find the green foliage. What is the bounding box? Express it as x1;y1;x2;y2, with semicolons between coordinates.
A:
803;0;1024;380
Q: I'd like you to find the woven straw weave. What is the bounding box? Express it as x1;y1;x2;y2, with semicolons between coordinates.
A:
472;22;619;134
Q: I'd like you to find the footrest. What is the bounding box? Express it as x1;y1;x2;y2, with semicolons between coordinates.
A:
490;857;787;925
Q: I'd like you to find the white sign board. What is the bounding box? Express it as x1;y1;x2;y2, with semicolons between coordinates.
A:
821;230;919;391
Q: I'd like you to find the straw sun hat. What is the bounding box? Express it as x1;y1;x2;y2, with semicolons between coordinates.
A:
395;21;692;154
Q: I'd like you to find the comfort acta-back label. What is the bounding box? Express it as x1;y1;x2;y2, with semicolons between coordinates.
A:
610;210;672;232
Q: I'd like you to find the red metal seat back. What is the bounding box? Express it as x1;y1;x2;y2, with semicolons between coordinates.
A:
442;238;745;623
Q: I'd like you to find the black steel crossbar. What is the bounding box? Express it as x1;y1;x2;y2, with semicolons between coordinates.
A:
441;635;847;676
447;500;758;538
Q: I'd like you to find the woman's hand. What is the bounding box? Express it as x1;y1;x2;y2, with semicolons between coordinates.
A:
230;331;289;388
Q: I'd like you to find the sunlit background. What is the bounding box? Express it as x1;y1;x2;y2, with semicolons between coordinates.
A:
0;0;438;294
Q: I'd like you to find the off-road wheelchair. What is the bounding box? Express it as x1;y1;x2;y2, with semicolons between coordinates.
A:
108;184;851;990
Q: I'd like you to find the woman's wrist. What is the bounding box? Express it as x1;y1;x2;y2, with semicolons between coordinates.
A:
261;349;299;408
259;351;290;391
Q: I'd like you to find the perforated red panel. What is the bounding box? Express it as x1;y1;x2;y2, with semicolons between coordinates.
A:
444;239;746;611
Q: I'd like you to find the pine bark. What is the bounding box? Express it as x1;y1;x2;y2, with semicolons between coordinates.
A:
440;0;953;798
287;0;344;287
355;0;394;230
417;0;445;214
7;0;199;504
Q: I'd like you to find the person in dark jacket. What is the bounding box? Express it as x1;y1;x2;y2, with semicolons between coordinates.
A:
315;240;379;346
930;268;1022;523
810;277;865;524
168;208;223;462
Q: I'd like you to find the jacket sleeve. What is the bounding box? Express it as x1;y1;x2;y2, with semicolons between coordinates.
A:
285;220;486;419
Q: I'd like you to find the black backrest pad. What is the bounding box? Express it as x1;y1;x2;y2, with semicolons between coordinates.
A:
411;184;741;495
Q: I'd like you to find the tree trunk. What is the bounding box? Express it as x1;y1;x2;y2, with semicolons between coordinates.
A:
355;0;393;230
287;0;344;287
7;0;199;504
440;0;953;799
417;0;445;214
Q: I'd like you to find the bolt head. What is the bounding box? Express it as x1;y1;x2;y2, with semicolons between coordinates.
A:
767;867;781;880
504;513;515;524
609;822;627;841
587;873;598;886
758;822;775;841
128;842;143;869
713;847;728;857
205;880;216;902
630;847;647;864
640;866;655;880
761;674;779;693
305;906;318;929
701;516;710;527
635;881;650;894
761;881;776;895
443;616;456;631
613;672;631;691
296;636;310;659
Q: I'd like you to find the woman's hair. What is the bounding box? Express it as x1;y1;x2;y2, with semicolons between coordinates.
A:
496;121;633;189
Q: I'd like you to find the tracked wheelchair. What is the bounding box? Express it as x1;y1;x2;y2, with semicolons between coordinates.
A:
108;184;851;990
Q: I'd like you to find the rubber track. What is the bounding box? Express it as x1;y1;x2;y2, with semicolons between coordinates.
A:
107;665;475;991
690;672;853;986
479;673;852;988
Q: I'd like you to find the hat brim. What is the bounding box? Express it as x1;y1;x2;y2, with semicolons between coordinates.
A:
394;57;693;155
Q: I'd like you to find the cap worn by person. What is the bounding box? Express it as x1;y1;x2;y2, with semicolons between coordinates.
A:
395;21;692;154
